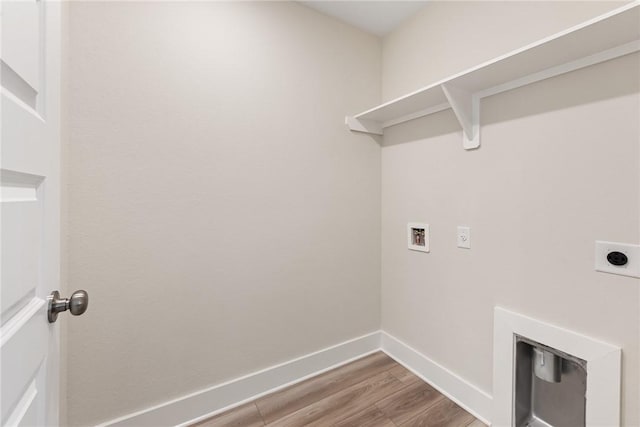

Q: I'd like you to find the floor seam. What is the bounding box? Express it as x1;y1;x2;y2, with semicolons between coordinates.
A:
263;375;374;425
374;372;420;403
189;356;473;427
397;394;449;427
373;401;396;426
260;357;397;424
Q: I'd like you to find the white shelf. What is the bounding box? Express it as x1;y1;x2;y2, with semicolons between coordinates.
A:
346;2;640;149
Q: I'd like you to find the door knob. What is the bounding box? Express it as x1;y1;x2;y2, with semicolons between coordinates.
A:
48;290;89;323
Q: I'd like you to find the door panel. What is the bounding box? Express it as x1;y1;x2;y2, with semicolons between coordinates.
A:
1;0;60;425
1;172;43;320
1;305;47;424
1;0;42;108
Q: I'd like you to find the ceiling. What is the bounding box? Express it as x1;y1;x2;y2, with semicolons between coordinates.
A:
300;1;428;36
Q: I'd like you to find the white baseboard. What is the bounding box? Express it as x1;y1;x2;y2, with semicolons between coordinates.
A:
99;331;381;427
99;330;494;426
380;331;493;425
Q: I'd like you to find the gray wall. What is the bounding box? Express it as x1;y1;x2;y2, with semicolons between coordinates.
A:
380;2;639;425
63;3;381;425
63;2;640;425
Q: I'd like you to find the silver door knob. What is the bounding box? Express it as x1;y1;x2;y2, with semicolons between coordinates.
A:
48;290;89;323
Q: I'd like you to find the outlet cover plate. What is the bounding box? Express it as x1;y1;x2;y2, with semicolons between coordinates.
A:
457;226;471;249
595;241;640;278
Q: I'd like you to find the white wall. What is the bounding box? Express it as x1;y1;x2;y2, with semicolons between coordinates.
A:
380;2;639;425
65;2;640;425
382;1;628;101
64;2;381;425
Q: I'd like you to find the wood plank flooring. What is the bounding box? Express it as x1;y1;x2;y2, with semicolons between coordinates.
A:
192;352;485;427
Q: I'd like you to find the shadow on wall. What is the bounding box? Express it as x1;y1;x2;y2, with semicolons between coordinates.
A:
382;53;639;148
383;109;460;147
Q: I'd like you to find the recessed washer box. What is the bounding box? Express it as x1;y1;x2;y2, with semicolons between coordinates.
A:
595;241;640;278
407;223;429;252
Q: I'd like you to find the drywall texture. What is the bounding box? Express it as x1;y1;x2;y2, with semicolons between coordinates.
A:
382;1;628;101
64;2;381;425
381;2;639;425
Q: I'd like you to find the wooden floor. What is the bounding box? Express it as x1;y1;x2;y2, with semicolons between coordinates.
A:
192;352;485;427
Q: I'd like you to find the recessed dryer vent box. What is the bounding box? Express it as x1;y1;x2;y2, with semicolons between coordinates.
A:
514;335;587;427
407;223;429;252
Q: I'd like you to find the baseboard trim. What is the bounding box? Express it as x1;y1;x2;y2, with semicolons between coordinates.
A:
380;331;492;425
100;330;494;426
98;331;381;427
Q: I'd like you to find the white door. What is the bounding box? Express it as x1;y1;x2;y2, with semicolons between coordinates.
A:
1;0;61;426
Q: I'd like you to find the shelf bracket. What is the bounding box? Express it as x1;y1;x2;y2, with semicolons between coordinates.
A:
345;116;383;136
441;83;480;150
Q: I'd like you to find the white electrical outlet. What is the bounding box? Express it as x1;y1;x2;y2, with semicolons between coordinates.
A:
595;241;640;278
408;223;429;252
457;226;471;249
